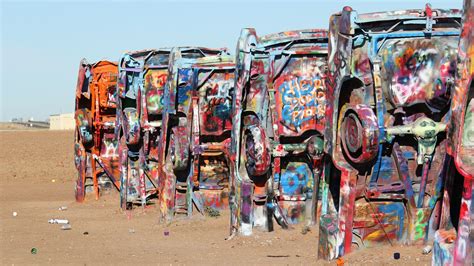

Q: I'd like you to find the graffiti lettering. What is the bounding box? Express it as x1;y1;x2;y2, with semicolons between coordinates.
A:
79;126;92;142
101;139;118;158
279;76;326;132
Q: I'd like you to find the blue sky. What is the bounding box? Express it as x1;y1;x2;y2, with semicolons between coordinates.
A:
0;0;461;121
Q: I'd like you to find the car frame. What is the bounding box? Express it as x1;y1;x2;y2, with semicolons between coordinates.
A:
156;47;234;221
229;28;329;236
116;49;172;210
75;59;121;202
432;0;473;265
319;5;461;260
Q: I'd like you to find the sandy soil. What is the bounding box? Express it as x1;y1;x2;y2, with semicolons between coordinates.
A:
0;131;433;265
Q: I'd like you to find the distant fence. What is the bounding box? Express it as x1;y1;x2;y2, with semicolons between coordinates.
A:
10;120;50;129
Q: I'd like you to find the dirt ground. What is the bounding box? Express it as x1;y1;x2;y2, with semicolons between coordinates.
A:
0;130;433;265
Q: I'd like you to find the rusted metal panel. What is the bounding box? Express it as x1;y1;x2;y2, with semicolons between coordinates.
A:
433;0;473;265
74;59;120;202
229;28;328;236
156;47;235;221
320;5;461;260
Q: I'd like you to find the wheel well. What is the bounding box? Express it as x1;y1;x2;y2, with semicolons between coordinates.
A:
242;110;258;120
337;77;365;114
333;77;365;149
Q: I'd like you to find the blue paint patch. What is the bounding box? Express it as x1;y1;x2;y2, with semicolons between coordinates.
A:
403;151;415;160
378;202;405;240
274;173;280;183
213;103;231;120
280;162;313;196
378;157;394;180
177;68;193;104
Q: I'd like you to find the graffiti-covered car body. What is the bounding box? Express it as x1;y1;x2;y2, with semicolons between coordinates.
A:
433;0;473;265
116;49;171;209
75;59;120;202
156;47;233;220
319;5;461;260
230;28;328;236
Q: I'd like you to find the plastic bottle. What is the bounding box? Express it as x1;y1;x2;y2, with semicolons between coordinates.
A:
61;224;72;230
48;219;69;224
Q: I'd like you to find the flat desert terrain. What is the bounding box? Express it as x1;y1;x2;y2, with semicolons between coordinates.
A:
0;130;432;265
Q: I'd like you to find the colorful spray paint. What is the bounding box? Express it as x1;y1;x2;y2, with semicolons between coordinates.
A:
319;5;461;260
74;59;121;202
116;49;171;210
70;3;471;263
156;47;234;221
433;0;473;265
229;28;328;236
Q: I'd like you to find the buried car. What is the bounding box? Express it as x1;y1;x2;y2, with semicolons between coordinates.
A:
117;47;229;211
229;28;328;236
432;0;473;265
319;5;461;260
75;59;121;202
116;49;172;210
157;47;234;221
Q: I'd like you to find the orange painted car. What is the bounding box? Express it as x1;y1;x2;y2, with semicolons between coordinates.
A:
74;59;120;201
